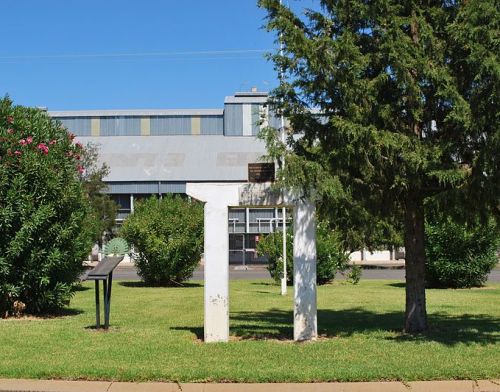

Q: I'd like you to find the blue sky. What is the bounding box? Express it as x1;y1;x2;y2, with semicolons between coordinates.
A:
0;0;314;110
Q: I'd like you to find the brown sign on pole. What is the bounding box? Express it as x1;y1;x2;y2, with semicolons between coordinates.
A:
248;163;275;183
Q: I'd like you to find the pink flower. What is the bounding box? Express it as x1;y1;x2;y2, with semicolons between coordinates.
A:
7;128;13;134
76;165;85;174
68;133;75;141
14;150;22;156
75;154;81;160
6;116;13;124
49;139;57;145
19;139;27;146
26;136;33;144
66;151;73;157
37;143;49;155
75;141;83;149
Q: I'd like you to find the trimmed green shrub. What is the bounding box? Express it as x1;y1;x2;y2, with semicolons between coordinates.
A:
121;195;204;286
257;221;350;285
425;217;499;288
0;98;95;315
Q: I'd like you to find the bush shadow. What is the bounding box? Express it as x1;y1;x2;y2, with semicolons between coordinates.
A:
10;307;85;320
118;281;202;288
72;285;91;292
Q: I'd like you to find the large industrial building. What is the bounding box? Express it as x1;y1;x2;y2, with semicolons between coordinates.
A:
49;89;398;264
49;90;289;263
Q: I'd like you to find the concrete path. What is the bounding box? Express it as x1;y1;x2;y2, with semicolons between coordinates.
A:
1;379;500;392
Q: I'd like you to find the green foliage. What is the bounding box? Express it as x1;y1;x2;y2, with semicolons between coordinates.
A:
257;229;293;285
120;195;204;286
259;0;499;331
259;0;499;244
78;142;117;244
425;218;499;288
257;221;350;285
0;97;94;315
346;265;362;285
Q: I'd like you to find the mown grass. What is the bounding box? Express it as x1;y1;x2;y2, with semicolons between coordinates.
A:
0;279;498;382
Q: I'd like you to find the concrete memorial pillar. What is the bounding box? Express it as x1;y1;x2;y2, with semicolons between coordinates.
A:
186;182;317;343
293;200;317;341
186;183;239;343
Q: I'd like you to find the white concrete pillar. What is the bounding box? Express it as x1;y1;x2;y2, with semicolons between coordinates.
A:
203;201;230;342
186;183;240;343
293;200;317;341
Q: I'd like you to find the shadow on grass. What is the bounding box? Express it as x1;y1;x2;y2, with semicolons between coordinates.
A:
387;282;406;288
118;281;202;288
175;308;499;344
13;308;85;320
72;285;91;292
84;325;121;332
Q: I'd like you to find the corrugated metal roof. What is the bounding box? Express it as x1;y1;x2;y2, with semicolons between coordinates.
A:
49;109;223;117
224;96;269;104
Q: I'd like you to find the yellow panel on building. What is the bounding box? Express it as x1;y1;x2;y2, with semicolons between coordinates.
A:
191;116;201;135
91;118;100;136
141;117;150;136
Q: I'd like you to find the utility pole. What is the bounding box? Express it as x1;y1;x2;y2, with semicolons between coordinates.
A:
279;0;287;296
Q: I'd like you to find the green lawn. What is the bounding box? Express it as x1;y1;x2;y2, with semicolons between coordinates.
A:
0;279;498;382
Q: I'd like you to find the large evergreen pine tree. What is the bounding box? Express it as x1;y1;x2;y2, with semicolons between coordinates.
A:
259;0;499;332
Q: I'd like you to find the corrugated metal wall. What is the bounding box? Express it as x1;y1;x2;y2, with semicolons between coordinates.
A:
150;116;191;135
106;181;186;194
250;209;275;220
268;111;282;129
200;116;224;135
100;117;141;136
224;104;243;136
54;111;256;137
251;104;261;136
229;209;246;221
55;117;92;136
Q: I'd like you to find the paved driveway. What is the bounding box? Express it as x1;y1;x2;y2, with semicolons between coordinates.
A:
108;264;500;282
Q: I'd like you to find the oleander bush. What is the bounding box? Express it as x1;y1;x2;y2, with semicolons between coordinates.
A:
257;221;350;285
0;97;95;316
121;195;204;286
425;217;499;288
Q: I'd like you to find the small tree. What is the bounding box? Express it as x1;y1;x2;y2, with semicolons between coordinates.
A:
121;195;204;286
257;221;350;285
0;98;94;315
78;142;117;245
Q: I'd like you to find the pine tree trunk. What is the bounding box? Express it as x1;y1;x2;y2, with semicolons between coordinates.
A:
404;194;428;333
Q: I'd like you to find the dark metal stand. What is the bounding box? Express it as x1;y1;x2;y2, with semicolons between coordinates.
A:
86;256;123;330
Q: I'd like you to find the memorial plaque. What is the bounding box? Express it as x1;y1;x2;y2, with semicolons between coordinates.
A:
248;163;275;183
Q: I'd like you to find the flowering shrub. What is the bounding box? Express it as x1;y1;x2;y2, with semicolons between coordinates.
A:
0;97;94;315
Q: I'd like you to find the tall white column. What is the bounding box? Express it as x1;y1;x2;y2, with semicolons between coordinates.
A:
186;183;240;343
293;200;317;341
203;201;230;342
